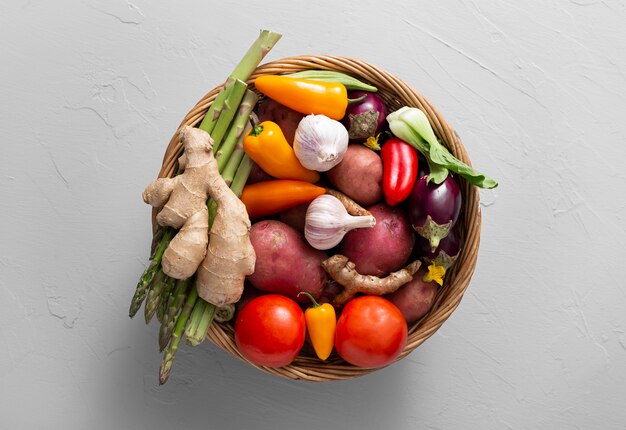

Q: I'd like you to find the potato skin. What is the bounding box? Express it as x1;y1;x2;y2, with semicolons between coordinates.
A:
276;203;309;232
327;144;383;206
256;98;305;145
248;220;326;302
338;203;415;276
383;268;438;324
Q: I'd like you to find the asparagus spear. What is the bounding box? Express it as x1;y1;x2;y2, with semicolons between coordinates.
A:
143;271;168;324
185;299;216;346
156;275;176;323
215;90;258;169
199;29;281;133
208;79;247;148
159;279;189;351
129;230;172;318
159;287;197;385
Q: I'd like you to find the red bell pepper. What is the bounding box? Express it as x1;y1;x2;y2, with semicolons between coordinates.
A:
381;137;418;206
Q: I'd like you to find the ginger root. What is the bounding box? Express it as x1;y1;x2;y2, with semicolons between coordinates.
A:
195;147;256;307
325;189;372;217
322;255;421;306
143;126;215;280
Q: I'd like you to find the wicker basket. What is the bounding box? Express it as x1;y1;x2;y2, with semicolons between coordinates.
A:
153;55;481;382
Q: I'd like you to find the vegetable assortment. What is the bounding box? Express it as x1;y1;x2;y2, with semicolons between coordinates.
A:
130;30;497;383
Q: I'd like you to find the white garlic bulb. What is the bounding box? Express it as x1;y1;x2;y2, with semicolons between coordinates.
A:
294;114;349;172
304;194;376;250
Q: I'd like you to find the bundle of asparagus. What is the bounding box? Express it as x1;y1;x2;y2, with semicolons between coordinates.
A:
129;30;282;385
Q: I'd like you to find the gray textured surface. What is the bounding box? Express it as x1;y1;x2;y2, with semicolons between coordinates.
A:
2;1;626;429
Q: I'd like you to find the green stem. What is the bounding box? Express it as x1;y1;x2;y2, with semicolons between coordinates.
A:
211;79;247;151
159;279;189;351
286;70;378;92
347;94;367;104
157;275;176;323
297;291;321;308
199;81;234;134
220;138;247;189
214;304;235;323
230;155;254;197
144;271;167;324
226;29;282;86
185;299;216;346
159;287;198;385
215;90;257;170
199;29;281;136
129;229;173;318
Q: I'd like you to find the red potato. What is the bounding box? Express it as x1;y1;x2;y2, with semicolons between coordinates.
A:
338;203;415;276
248;220;327;302
327;144;383;206
383;268;438;324
277;203;309;232
256;98;305;145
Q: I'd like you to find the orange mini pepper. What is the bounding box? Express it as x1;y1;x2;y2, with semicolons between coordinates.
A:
298;292;336;361
243;121;320;183
239;180;326;219
254;75;348;120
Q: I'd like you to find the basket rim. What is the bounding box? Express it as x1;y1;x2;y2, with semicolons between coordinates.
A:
153;54;482;382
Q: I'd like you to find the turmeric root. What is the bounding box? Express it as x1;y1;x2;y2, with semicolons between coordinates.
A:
322;254;421;306
143;126;215;280
195;148;256;306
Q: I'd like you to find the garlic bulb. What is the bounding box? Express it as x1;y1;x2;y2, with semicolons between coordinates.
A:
304;194;376;250
294;114;349;172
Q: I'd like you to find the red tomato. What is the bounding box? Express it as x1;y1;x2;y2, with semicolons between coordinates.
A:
235;294;306;367
334;296;408;368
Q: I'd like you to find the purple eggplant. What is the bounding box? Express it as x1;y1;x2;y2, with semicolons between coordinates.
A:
342;91;387;141
414;227;461;270
417;152;429;179
408;175;462;251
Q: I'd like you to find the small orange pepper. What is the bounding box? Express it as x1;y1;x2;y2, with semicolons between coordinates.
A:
243;121;320;183
239;180;326;219
254;75;348;120
298;292;336;361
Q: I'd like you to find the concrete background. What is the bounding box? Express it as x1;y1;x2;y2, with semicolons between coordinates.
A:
2;0;625;428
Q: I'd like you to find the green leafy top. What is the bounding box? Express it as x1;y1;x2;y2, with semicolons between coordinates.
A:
387;107;498;189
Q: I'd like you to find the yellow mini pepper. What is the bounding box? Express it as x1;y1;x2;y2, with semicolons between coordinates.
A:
243;121;320;183
298;292;336;361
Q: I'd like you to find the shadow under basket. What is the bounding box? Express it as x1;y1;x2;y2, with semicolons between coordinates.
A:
152;55;482;382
